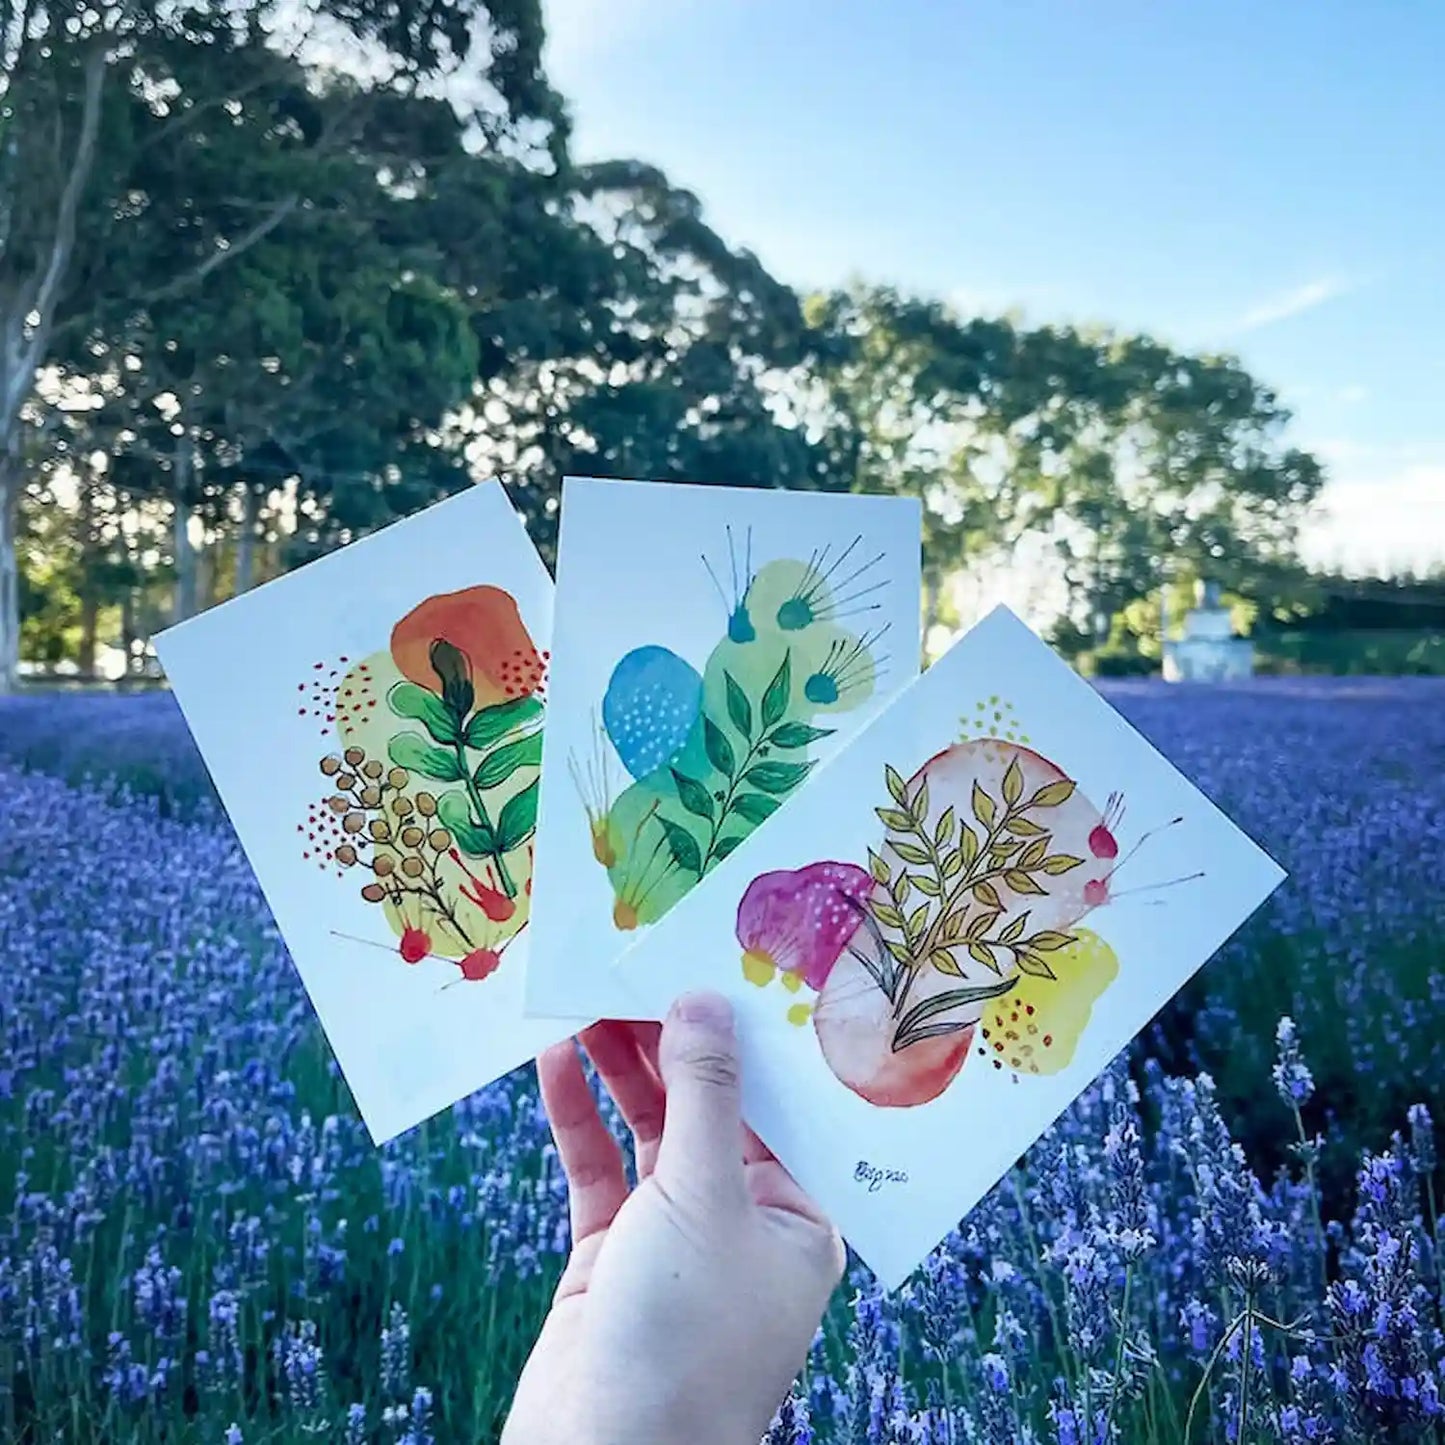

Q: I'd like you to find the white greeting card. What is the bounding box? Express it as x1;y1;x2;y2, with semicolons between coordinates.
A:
155;482;572;1144
610;605;1285;1287
525;476;922;1023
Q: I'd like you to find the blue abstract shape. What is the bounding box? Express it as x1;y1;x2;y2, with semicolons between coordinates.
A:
603;646;704;779
728;604;756;644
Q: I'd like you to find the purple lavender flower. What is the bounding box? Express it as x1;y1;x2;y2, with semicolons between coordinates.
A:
1272;1017;1315;1107
764;1390;813;1445
381;1301;411;1400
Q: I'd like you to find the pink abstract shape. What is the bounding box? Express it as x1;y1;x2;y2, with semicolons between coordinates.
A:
735;862;872;991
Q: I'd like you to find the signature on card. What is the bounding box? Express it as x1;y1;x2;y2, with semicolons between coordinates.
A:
855;1160;909;1193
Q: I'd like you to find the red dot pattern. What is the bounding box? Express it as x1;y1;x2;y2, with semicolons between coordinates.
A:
334;659;379;732
976;1005;1052;1081
490;645;548;701
297;789;365;876
295;656;351;736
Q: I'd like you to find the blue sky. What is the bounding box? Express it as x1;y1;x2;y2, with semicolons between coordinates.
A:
541;0;1445;575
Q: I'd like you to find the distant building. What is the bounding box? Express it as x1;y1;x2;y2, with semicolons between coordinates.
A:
1163;580;1255;682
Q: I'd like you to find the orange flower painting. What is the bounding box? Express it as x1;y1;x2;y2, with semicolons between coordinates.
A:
297;586;548;985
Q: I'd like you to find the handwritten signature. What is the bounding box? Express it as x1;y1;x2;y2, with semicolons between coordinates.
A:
855;1160;909;1194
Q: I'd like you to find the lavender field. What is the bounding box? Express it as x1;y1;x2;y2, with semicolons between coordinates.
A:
0;682;1443;1444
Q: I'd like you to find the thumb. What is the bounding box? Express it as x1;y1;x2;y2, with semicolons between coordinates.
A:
654;991;748;1206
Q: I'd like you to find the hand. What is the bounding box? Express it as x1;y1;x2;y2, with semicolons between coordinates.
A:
503;992;845;1445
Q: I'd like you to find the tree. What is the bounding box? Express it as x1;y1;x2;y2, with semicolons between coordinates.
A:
805;285;1325;634
0;0;561;689
460;159;828;560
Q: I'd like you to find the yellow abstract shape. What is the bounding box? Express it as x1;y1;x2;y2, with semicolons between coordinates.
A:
980;929;1119;1078
780;971;803;993
787;1003;813;1027
742;949;777;987
326;649;537;961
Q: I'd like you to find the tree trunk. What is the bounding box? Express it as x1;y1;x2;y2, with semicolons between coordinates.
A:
922;569;941;637
0;447;20;695
235;483;257;594
121;589;136;679
173;439;198;624
77;475;98;675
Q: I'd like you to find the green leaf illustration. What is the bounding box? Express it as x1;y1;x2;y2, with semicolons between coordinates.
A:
732;792;780;825
930;949;964;977
497;779;540;854
868;849;892;885
724;672;753;740
769;721;834;749
473;730;543;790
893;977;1018;1043
972;780;996;828
1006;815;1048;837
870;901;906;931
466;696;543;749
1016;951;1057;980
389;732;463;783
1004;869;1046;896
892;1018;982;1051
885;765;909;806
1002;757;1024;806
968;941;1000;973
910;779;930;826
1043;854;1086;874
1031;779;1077;808
744;760;811;795
387;682;460;744
876;807;913;831
934;806;956;848
1026;930;1076;952
1017;838;1049;870
913;874;942;897
437;790;494;856
888;839;930;866
965;911;998;941
703;717;736;779
891;872;912;906
670;768;716;821
1000;911;1030;944
712;834;745;863
659;816;702;875
761;652;791;730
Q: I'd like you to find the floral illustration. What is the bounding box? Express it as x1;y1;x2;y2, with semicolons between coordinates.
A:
734;713;1196;1107
570;529;892;932
297;585;547;984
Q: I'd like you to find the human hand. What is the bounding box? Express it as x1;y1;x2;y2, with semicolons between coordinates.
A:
502;992;845;1445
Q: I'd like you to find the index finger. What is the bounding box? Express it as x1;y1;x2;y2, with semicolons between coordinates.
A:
536;1040;629;1244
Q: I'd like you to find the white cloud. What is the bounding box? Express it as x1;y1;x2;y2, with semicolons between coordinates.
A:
1299;463;1445;575
1230;275;1355;334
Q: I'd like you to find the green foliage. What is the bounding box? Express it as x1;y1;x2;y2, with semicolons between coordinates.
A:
1256;629;1445;677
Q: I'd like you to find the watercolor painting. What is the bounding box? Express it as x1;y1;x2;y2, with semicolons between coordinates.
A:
607;605;1284;1288
298;584;548;985
525;476;922;1024
155;482;573;1145
571;529;892;932
733;723;1199;1107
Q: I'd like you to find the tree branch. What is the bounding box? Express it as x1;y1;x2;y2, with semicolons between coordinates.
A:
28;47;106;340
130;193;301;308
7;45;107;424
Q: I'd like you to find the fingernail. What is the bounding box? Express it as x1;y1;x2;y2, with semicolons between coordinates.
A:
673;991;734;1029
